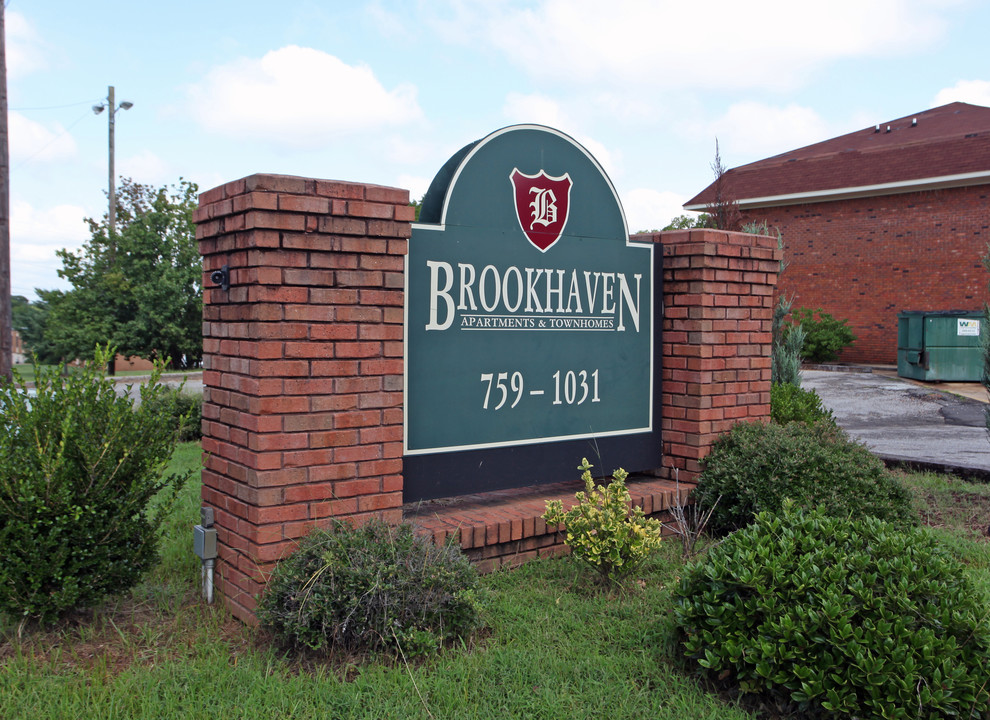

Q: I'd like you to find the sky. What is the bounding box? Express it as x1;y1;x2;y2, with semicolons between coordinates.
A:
7;0;990;301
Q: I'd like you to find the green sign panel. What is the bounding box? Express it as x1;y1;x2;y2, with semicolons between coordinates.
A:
405;125;656;467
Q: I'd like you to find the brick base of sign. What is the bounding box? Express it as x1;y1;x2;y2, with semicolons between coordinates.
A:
195;175;779;625
195;174;412;623
647;229;781;483
405;476;689;573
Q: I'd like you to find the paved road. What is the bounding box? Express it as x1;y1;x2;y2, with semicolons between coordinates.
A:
111;372;203;403
802;369;990;475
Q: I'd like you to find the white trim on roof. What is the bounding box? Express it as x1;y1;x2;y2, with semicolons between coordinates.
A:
684;169;990;211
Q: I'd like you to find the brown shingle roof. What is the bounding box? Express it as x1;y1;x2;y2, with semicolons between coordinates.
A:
684;102;990;209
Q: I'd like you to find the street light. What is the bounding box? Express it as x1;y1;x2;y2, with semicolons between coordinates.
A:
92;85;133;255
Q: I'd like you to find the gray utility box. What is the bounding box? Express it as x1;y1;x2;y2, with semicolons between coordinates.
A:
193;524;217;560
897;310;984;382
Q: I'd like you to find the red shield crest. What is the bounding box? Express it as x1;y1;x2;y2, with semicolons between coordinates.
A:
510;168;572;252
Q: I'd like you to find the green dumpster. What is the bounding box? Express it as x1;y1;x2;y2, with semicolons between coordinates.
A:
897;310;984;382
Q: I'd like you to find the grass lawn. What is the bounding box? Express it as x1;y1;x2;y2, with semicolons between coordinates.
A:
1;445;988;720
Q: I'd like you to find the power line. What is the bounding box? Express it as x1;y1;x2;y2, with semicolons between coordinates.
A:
11;99;102;112
12;107;93;170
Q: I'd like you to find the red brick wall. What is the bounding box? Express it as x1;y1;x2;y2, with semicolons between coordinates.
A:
647;229;780;481
195;174;412;623
741;184;990;364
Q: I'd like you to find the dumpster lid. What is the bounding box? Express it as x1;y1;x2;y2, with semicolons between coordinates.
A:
897;310;983;317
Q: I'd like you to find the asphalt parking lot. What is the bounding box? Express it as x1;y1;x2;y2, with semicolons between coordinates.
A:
803;368;990;477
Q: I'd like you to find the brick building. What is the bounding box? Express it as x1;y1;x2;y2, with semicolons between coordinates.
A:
685;102;990;364
11;330;25;365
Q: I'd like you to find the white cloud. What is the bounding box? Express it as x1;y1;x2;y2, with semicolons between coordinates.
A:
9;112;77;164
384;135;436;165
11;201;90;253
622;188;690;233
704;102;830;160
119;150;172;185
462;0;945;91
501;93;618;176
421;0;492;44
10;201;91;297
6;11;48;79
578;135;619;179
398;174;431;201
187;45;423;147
366;1;411;40
193;170;229;196
934;80;990;108
503;93;570;128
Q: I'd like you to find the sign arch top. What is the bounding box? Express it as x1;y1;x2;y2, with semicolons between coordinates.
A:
405;124;660;502
418;124;633;244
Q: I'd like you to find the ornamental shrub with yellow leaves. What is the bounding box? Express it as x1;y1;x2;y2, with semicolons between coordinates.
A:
542;458;663;583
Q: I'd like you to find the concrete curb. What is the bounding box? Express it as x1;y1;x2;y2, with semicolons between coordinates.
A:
878;454;990;483
805;363;877;374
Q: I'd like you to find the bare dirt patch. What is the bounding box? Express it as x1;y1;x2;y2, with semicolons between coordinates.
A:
0;589;249;675
919;490;990;540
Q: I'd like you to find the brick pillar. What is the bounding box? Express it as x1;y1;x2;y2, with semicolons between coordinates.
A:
195;174;411;623
651;229;781;482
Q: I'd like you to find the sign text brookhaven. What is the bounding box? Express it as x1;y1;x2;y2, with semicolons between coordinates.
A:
424;261;643;332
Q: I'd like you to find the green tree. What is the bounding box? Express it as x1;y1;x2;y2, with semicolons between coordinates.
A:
792;307;856;363
10;295;56;363
661;213;711;231
41;178;202;370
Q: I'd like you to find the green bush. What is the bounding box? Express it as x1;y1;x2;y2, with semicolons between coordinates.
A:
258;520;483;657
792;306;856;362
672;503;990;719
150;387;202;441
543;459;663;583
770;382;835;426
694;421;914;536
0;347;192;625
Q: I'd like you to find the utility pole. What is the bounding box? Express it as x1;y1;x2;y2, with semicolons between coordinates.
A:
92;87;131;375
108;84;116;260
0;4;12;381
93;86;132;266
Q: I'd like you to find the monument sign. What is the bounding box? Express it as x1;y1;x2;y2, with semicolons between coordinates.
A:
404;125;661;500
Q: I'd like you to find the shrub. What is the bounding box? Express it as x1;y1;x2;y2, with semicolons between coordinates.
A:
770;382;835;426
543;458;663;583
792;306;856;363
772;304;805;386
150;387;202;441
694;421;914;536
258;520;483;657
0;347;191;625
672;503;990;719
